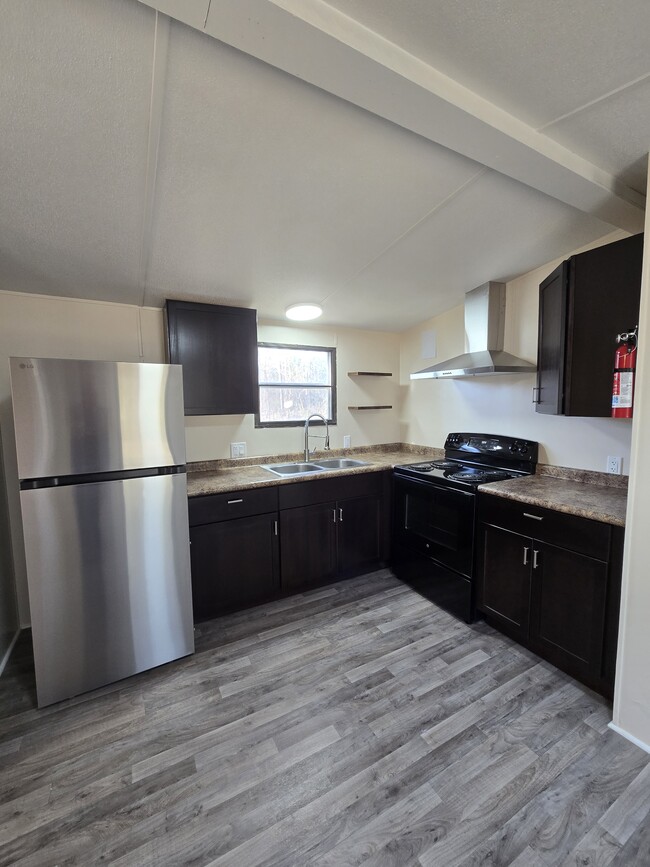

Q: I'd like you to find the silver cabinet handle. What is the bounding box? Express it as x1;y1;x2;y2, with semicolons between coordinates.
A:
523;546;529;566
273;520;278;536
339;507;343;522
332;508;337;523
532;386;541;404
523;513;543;521
533;549;539;569
227;498;243;505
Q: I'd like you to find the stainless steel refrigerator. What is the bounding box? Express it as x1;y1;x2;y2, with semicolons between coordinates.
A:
10;357;194;707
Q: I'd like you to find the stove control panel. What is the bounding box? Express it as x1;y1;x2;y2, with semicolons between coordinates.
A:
443;432;539;467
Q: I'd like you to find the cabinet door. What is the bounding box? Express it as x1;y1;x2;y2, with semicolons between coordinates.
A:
337;494;382;577
529;542;608;685
536;261;568;415
478;525;531;641
166;300;258;416
566;233;643;417
190;513;279;620
280;502;337;592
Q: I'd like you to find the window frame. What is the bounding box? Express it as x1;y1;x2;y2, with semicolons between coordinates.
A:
254;342;337;428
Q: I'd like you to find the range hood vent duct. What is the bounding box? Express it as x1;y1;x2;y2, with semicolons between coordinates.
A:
411;282;536;379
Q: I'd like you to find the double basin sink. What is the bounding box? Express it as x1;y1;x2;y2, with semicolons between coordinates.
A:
262;458;369;478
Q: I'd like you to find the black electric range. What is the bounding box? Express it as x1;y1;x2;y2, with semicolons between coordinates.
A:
392;432;538;622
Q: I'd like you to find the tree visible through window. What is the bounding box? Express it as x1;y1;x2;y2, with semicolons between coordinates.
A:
256;343;336;427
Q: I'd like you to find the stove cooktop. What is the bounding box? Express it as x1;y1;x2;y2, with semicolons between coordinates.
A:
396;460;521;489
395;432;539;490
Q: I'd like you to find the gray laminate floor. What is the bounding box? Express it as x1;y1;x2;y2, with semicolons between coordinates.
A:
1;570;649;866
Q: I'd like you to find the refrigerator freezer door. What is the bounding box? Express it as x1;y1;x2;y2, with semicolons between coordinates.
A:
20;473;194;707
10;358;186;479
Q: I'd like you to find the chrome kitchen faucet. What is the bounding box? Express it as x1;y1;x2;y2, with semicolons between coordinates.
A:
304;413;330;461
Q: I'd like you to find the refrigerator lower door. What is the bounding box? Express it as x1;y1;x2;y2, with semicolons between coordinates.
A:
20;473;194;707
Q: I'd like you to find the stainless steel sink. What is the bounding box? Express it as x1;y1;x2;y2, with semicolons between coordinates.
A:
312;458;369;469
262;457;369;477
262;462;326;477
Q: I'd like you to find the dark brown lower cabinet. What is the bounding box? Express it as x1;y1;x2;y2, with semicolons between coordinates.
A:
338;494;383;576
188;471;391;619
190;514;279;619
280;501;338;592
279;471;389;592
529;541;608;686
480;524;531;642
188;487;279;621
477;493;623;698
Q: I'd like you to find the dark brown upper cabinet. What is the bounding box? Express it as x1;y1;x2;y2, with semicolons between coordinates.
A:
166;300;259;416
535;233;643;416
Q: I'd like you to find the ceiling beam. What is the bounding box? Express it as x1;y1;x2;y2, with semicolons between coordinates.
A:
138;0;645;233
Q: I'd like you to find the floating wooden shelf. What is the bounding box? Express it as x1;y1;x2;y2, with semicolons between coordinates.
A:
348;405;393;410
348;371;392;377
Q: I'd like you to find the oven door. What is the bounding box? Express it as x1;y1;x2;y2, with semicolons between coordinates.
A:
392;475;477;622
393;475;476;578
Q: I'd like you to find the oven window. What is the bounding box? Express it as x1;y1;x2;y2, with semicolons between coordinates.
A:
395;477;475;578
405;489;464;550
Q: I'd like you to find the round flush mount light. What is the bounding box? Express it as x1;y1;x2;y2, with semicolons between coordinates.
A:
285;303;323;321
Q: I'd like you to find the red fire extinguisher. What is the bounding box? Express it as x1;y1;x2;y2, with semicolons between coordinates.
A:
611;326;637;418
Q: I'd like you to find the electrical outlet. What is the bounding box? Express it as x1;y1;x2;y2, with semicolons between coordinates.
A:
230;442;247;459
343;435;351;448
606;455;622;474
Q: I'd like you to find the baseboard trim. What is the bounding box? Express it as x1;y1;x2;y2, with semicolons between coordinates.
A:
608;721;650;754
0;629;21;678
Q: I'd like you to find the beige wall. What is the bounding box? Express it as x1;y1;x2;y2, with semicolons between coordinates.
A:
399;230;635;471
186;322;402;461
612;162;650;751
0;291;167;627
0;290;401;626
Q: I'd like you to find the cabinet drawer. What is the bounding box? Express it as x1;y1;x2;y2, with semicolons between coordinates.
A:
279;471;383;509
478;493;610;561
188;486;278;526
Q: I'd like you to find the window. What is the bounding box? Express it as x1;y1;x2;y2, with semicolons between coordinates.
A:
256;343;337;427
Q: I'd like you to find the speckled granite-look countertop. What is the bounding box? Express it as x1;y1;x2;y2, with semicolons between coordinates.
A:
187;446;628;527
186;444;442;498
479;470;628;527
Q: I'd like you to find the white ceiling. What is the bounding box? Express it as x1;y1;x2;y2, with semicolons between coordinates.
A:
0;0;647;331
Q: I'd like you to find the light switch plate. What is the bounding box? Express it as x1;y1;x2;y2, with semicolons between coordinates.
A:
343;435;351;448
230;442;247;458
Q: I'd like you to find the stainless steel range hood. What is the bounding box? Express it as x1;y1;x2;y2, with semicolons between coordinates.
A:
411;282;536;379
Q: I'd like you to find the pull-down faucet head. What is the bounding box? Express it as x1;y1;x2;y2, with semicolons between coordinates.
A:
304;413;330;462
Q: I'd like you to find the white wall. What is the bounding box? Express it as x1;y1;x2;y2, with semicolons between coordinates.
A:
0;290;401;626
613;161;650;750
399;230;635;472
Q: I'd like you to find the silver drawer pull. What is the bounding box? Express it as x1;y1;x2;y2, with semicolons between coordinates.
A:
523;546;529;566
227;498;244;505
339;507;343;522
533;549;539;569
523;512;543;521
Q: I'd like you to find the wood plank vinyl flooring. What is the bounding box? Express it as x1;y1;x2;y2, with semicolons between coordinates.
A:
0;570;648;866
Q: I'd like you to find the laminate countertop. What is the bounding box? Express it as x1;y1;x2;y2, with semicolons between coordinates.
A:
187;448;628;527
479;472;628;527
186;447;441;498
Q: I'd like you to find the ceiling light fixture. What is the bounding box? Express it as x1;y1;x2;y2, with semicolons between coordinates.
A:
285;303;323;321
